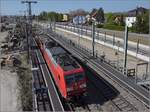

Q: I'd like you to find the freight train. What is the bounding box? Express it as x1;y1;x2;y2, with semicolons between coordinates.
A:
35;36;87;100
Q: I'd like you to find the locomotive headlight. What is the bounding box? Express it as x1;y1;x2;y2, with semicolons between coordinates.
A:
80;83;86;88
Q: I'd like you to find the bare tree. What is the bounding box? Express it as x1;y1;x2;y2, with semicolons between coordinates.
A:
69;9;88;17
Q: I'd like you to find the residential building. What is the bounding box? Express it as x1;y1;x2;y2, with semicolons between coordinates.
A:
62;14;69;22
73;15;86;24
125;7;147;27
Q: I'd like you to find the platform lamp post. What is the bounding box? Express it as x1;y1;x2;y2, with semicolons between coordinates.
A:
92;21;96;57
123;25;129;75
77;16;80;44
117;40;120;69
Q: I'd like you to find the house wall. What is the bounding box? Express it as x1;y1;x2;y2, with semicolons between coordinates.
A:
73;16;86;24
125;17;136;27
63;14;69;21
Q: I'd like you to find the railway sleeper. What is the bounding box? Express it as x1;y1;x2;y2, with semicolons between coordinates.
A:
114;100;126;105
120;104;133;110
116;102;128;108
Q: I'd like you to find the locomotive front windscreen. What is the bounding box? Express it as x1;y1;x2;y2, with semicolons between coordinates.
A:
65;72;85;86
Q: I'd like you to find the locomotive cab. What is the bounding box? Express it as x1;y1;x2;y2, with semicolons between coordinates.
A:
65;71;86;98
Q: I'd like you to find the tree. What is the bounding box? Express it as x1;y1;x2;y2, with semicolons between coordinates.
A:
132;11;149;34
38;11;48;20
119;14;124;26
69;9;88;17
90;8;97;16
96;8;105;23
38;11;63;22
106;12;115;24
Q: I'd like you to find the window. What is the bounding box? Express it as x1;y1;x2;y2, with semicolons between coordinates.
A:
75;73;84;81
65;75;74;86
65;72;85;86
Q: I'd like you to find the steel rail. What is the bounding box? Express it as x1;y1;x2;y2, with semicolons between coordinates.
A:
32;38;65;111
46;32;150;108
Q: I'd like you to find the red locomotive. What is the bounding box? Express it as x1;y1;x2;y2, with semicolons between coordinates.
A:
35;36;87;99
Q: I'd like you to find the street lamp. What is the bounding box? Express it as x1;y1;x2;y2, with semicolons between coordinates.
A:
92;21;96;57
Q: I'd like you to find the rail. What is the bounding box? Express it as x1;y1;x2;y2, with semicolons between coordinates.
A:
45;30;150;108
31;38;65;111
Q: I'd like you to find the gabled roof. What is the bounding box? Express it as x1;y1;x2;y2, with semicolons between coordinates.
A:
127;7;147;17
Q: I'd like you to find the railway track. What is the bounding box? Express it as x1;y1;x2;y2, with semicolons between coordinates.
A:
66;97;91;111
31;45;52;111
31;38;65;111
36;32;104;111
67;101;88;111
38;30;137;111
44;29;150;108
87;68;137;111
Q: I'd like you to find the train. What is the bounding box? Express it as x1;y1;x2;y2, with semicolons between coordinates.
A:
35;35;87;100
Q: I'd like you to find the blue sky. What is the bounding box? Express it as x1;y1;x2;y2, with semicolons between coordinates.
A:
0;0;150;15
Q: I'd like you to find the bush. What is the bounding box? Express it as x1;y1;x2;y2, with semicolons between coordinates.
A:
128;27;136;33
103;24;125;31
96;24;103;28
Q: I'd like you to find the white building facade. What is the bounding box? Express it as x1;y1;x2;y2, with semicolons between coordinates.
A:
125;17;136;27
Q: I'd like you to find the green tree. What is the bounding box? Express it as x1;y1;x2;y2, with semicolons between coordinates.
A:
38;11;63;22
120;14;125;26
132;11;149;34
47;12;63;22
96;8;105;23
106;13;115;24
38;11;48;20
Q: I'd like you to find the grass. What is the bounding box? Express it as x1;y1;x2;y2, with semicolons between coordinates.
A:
95;24;149;46
103;24;125;31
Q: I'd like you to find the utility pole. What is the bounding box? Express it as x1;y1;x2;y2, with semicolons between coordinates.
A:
21;0;37;63
22;1;37;24
123;25;128;75
136;39;140;57
117;41;120;68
